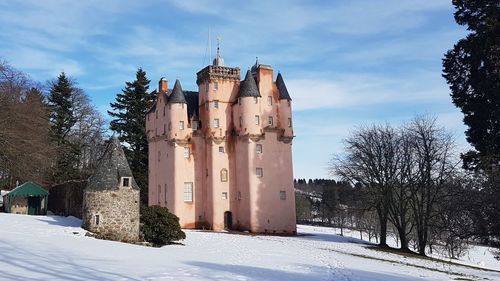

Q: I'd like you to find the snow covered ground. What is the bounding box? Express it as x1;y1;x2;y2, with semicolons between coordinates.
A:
0;213;499;281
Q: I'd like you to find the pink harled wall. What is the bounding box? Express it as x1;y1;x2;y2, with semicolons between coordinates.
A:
147;63;296;234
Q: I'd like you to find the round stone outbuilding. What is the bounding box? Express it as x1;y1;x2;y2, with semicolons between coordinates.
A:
82;137;140;242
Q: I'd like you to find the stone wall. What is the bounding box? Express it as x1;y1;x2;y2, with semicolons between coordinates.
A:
48;181;85;218
82;188;140;242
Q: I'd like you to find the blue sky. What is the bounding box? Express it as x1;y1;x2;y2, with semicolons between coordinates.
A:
0;0;468;180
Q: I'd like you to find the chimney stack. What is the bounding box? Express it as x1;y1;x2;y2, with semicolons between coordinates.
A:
159;77;168;93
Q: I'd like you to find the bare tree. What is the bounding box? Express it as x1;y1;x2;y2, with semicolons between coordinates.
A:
332;124;400;247
406;116;459;256
0;61;55;187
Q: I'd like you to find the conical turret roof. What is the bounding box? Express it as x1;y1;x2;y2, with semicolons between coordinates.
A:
167;79;187;104
237;70;261;98
86;137;139;191
276;73;292;101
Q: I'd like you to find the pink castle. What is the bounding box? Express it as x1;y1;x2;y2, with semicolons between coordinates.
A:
146;52;296;234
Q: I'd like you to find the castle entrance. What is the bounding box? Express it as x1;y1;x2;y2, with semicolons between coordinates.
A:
224;211;232;230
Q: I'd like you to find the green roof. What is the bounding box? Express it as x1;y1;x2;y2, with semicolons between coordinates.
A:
5;181;49;198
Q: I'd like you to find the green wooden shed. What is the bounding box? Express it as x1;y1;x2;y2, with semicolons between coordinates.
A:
3;181;49;215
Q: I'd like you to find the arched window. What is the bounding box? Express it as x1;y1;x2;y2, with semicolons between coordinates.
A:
220;169;228;182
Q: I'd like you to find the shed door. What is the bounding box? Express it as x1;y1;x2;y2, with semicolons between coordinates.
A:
28;197;40;215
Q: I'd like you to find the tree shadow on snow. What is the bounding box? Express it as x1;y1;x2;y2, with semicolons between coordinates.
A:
0;240;138;281
35;215;82;228
185;261;430;281
294;231;372;245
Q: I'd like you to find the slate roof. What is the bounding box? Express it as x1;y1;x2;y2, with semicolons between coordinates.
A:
237;70;261;98
184;91;199;120
86;137;139;191
147;87;199;120
4;181;48;198
167;79;187;104
276;72;292;101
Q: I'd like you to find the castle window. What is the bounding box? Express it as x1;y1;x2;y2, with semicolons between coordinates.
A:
192;120;198;130
214;118;220;128
184;182;193;202
158;151;161;162
184;147;190;158
214;82;219;91
255;115;260;125
268;116;273;126
222;192;228;200
287;100;291;107
237;191;241;200
219;146;224;153
164;184;167;203
256;167;263;178
220;169;228;182
214;100;219;109
288;118;292;127
280;191;286;200
179;121;185;130
268;96;272;106
256;144;263;154
158;184;161;205
253;97;258;104
239;116;242;127
163;107;165;116
156;110;158;119
122;177;130;187
95;214;100;225
163;124;166;134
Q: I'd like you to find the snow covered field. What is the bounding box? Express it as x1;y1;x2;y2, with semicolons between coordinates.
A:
0;213;499;281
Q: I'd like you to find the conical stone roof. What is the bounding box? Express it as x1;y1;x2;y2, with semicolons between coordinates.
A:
86;137;139;191
276;72;292;101
237;70;261;98
167;79;187;104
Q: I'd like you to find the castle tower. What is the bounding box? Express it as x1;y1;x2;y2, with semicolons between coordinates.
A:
196;49;240;230
82;137;140;242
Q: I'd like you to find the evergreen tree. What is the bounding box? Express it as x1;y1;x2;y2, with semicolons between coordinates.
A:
108;68;153;205
47;72;80;182
442;0;500;170
442;0;500;244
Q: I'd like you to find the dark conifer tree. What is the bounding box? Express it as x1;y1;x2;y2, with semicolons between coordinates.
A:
47;72;80;182
443;0;500;170
108;68;154;205
443;0;500;243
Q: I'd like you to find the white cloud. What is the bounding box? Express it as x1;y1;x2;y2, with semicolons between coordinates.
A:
287;70;450;111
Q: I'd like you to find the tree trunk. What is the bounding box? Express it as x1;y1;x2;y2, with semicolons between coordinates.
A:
377;205;389;247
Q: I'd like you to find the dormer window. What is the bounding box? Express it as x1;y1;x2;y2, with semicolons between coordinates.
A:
122;177;131;188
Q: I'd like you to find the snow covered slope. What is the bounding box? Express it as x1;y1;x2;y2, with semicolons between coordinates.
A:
0;213;499;281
